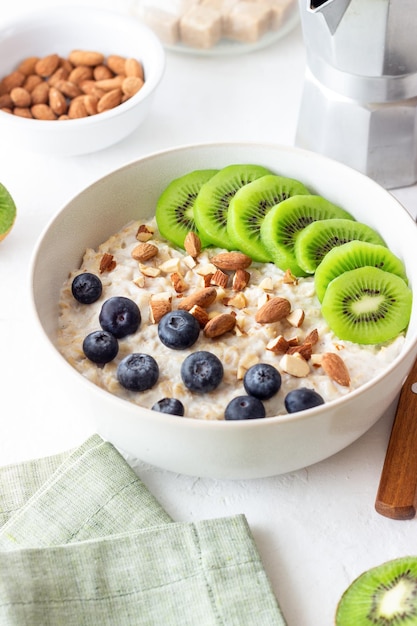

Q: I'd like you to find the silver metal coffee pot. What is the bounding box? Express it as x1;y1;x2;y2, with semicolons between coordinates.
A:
295;0;417;188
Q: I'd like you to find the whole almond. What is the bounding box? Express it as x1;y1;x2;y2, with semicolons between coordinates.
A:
55;79;82;99
95;76;125;91
23;74;43;93
18;56;39;76
321;352;351;387
107;54;127;75
125;57;144;79
122;76;144;97
97;88;122;113
204;313;236;338
255;297;291;324
49;87;67;116
68;65;94;85
0;94;13;108
178;286;217;311
35;54;60;77
93;64;114;81
69;50;105;67
31;103;57;120
2;71;25;92
83;94;99;116
68;98;88;119
10;87;31;107
211;251;252;271
48;67;69;87
31;81;50;105
13;107;33;119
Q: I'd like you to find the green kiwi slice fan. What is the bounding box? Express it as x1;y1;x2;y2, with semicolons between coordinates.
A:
193;163;273;250
336;556;417;625
155;169;218;249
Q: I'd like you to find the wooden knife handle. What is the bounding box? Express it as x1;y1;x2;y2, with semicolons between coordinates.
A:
375;357;417;520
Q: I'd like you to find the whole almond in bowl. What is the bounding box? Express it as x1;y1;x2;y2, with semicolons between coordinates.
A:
0;7;165;155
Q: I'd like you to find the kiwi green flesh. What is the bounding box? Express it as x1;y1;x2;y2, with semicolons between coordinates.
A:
193;164;272;249
336;556;417;625
315;240;408;302
155;169;218;249
321;266;412;344
0;182;17;235
260;194;355;276
295;218;387;274
227;174;310;262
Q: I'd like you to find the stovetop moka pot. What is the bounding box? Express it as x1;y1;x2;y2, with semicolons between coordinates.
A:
295;0;417;188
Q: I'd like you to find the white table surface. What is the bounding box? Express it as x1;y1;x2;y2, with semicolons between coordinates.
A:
2;2;417;625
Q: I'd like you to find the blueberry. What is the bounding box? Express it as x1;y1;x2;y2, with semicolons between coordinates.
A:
71;272;102;304
82;330;118;364
180;351;223;393
152;397;185;416
224;395;266;420
284;387;325;413
158;310;200;350
99;296;141;338
243;363;281;400
117;353;159;392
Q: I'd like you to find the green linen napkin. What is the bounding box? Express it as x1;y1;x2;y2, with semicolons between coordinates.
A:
0;434;287;626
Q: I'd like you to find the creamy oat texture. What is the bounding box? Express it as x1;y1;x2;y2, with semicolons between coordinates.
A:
57;219;405;420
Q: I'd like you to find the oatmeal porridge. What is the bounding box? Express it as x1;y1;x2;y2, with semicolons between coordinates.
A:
57;218;405;420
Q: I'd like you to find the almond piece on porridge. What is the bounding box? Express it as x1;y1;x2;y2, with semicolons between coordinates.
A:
189;304;210;328
232;268;250;291
280;352;310;377
136;224;154;241
283;268;298;285
210;268;229;288
171;272;187;293
149;295;172;323
266;335;289;354
204;312;236;338
99;252;116;273
131;242;158;262
286;308;305;328
184;231;201;258
211;251;252;271
255;296;291;324
177;286;217;310
321;352;351;387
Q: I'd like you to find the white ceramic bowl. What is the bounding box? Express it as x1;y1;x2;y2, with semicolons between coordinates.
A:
0;7;165;156
30;143;417;479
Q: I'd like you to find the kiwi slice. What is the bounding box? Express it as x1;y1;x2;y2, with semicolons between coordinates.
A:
260;194;354;276
295;218;387;274
321;266;412;344
193;164;273;249
315;240;408;302
155;169;218;249
227;174;310;262
336;556;417;625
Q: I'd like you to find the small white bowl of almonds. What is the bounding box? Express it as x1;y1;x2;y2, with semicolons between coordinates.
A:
0;7;165;155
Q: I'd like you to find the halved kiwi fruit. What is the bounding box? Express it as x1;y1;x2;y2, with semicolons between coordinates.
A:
227;174;310;262
0;182;17;242
260;194;355;276
315;240;408;302
321;266;412;344
193;164;272;249
295;218;387;274
336;556;417;625
155;169;218;249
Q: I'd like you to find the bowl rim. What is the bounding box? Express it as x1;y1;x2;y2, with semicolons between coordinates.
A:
0;5;166;126
29;140;417;430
